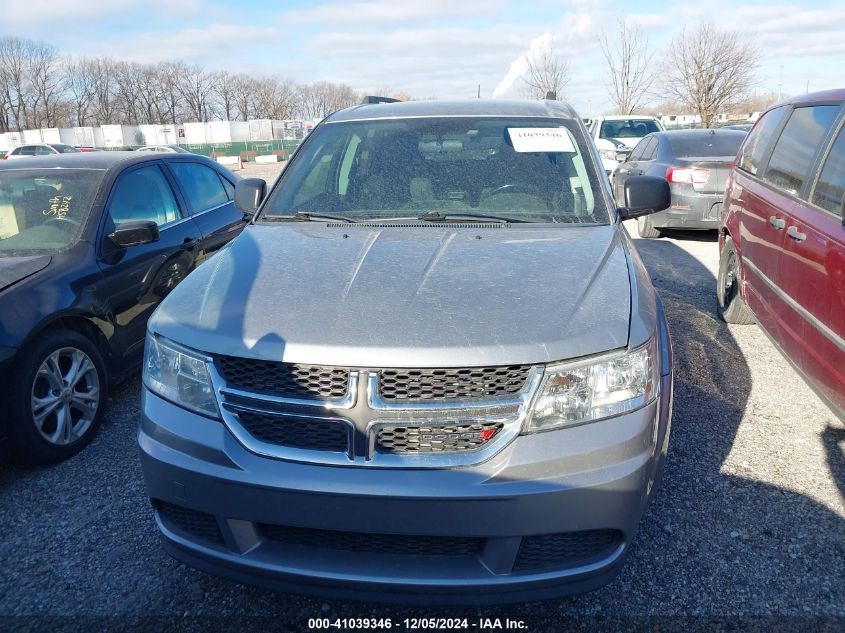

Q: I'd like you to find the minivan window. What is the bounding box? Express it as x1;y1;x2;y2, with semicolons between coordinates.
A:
263;117;608;224
762;105;840;195
738;106;788;175
812;124;845;217
599;119;661;140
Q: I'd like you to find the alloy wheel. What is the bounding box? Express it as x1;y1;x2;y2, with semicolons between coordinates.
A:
30;347;100;445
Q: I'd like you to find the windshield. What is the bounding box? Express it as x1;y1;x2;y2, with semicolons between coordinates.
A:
261;117;609;224
668;133;745;158
600;119;662;140
0;169;102;255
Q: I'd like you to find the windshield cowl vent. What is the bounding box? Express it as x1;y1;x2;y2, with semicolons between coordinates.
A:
325;223;508;229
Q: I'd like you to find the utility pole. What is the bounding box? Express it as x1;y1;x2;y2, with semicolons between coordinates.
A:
477;84;481;99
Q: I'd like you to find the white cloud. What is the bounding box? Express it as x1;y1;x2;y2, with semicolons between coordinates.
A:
281;0;505;25
2;0;201;25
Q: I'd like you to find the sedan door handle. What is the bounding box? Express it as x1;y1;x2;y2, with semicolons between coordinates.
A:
769;216;786;230
787;226;806;242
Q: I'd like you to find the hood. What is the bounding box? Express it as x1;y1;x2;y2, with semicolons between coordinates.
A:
610;137;641;149
0;255;51;293
151;224;632;367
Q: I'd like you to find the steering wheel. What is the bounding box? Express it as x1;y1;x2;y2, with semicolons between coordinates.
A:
481;183;539;199
44;216;81;228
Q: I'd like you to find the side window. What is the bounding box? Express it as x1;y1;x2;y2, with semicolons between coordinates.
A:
168;162;229;214
20;146;36;156
629;137;650;161
218;174;235;200
763;105;840;196
36;146;54;155
108;165;181;227
642;137;658;160
812;125;845;217
738;106;788;175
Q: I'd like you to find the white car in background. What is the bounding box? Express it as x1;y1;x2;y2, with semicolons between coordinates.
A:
2;144;81;160
135;145;191;153
589;115;664;175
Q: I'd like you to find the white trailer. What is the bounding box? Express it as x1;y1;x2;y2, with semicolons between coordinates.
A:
99;124;143;148
208;121;250;143
184;122;211;145
140;124;183;146
23;129;43;144
248;119;285;141
40;128;77;145
0;134;8;153
73;127;96;147
4;131;23;148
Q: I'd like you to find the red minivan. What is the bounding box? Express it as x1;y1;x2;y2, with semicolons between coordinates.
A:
718;89;845;419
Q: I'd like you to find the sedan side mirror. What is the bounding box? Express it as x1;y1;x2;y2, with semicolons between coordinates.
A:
618;176;671;220
109;220;159;247
235;178;266;216
615;152;628;162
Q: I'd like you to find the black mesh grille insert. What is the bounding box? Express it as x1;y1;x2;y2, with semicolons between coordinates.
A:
157;501;224;545
376;421;504;454
216;357;349;399
235;410;350;452
514;530;622;571
378;366;532;401
260;523;483;556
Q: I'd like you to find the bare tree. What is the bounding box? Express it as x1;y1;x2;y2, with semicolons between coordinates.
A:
212;71;239;121
26;41;63;127
296;80;360;119
178;64;216;121
519;44;570;100
663;22;759;127
63;57;98;126
599;20;657;115
0;37;34;132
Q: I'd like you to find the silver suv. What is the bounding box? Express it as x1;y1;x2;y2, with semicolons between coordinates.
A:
138;99;673;603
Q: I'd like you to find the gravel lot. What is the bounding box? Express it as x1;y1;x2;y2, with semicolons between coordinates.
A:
1;165;843;629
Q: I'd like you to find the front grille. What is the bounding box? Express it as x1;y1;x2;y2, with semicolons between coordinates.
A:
235;410;350;452
514;530;622;571
216;356;349;400
260;523;483;557
376;421;504;454
156;501;224;545
378;366;532;401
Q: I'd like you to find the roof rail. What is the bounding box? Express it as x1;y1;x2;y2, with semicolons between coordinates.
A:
361;95;401;105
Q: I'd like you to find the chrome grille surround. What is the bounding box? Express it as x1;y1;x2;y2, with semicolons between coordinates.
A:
210;361;544;468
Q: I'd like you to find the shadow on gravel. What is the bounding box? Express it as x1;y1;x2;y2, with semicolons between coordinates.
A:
657;228;719;243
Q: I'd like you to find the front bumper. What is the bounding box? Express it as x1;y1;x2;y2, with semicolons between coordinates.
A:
138;368;672;604
650;190;723;230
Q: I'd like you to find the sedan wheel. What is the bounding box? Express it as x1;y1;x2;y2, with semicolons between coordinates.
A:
31;347;100;445
11;329;108;463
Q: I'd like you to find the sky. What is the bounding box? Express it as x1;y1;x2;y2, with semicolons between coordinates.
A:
1;0;842;117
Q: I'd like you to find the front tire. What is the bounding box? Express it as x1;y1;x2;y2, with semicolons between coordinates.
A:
637;215;662;238
717;236;756;325
10;329;108;464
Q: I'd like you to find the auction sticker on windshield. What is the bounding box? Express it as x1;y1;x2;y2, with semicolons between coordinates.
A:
508;127;575;153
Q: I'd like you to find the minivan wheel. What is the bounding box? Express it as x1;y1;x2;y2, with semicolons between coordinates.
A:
717;237;756;325
10;329;107;464
637;215;662;238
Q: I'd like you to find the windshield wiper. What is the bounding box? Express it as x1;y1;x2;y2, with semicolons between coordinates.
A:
417;212;528;224
262;212;355;223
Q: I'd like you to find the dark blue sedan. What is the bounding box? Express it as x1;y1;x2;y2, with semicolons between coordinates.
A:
0;152;249;463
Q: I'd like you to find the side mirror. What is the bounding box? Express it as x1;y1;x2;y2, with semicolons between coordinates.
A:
618;176;671;220
109;220;159;247
235;178;266;216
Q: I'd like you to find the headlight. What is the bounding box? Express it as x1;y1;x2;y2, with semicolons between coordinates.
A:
525;339;659;432
600;148;620;161
143;334;219;418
